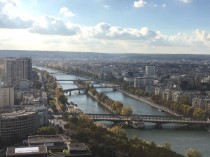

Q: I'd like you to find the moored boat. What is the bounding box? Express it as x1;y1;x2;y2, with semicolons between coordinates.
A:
130;121;144;129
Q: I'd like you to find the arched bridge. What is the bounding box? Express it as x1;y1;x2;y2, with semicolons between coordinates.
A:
85;114;210;126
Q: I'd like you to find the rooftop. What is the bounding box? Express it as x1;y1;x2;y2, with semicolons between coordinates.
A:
28;134;65;144
70;143;88;151
6;146;47;156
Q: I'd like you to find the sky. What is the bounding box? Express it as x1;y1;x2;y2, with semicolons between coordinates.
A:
0;0;210;54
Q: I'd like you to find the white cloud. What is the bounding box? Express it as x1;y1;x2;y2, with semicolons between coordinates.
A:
0;0;33;28
103;5;110;9
133;0;147;8
178;0;192;4
30;16;80;36
59;7;75;17
0;0;209;54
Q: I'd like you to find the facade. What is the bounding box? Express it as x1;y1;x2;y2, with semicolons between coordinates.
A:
145;66;155;77
19;79;30;90
5;57;32;87
123;76;134;83
25;105;48;126
0;109;39;139
162;89;172;101
134;77;153;88
171;91;181;103
0;86;14;107
192;97;210;111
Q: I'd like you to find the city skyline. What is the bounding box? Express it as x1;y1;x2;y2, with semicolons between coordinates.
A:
0;0;210;54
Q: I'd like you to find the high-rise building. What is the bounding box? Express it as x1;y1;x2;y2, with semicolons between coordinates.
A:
5;57;32;87
145;65;156;77
0;86;14;107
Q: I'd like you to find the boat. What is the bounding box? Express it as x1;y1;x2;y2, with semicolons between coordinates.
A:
158;107;164;112
130;121;144;129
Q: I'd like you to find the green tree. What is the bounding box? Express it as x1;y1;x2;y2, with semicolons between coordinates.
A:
37;126;57;135
186;148;202;157
162;143;171;150
121;106;133;115
187;107;194;117
109;125;126;139
58;94;67;104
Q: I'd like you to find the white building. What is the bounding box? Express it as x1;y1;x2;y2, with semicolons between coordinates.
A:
0;86;14;107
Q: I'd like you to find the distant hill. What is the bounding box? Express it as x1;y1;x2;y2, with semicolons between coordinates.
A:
0;50;209;61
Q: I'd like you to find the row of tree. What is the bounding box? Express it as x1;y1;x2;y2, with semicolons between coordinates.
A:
41;69;67;112
64;115;186;157
89;87;133;115
119;80;208;119
151;94;207;119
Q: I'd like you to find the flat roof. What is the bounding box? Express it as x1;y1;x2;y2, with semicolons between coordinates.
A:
1;110;36;119
7;146;47;155
28;134;65;144
15;147;39;153
70;143;88;151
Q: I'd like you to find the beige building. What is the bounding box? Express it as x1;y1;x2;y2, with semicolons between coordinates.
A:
5;57;32;87
0;86;14;107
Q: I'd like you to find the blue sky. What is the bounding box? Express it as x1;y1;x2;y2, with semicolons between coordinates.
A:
0;0;210;54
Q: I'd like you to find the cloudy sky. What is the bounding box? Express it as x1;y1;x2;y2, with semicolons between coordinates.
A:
0;0;210;54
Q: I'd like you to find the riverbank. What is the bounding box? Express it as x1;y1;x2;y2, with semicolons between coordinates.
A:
120;90;182;117
87;91;117;114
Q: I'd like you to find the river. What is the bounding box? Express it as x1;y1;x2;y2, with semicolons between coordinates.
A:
38;67;210;157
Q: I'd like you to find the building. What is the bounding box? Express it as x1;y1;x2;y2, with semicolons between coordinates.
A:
162;89;172;101
171;91;181;103
25;104;48;126
134;77;153;88
0;86;14;107
28;134;69;154
5;57;32;87
0;108;39;139
19;79;31;90
68;143;93;157
6;146;48;157
145;66;155;77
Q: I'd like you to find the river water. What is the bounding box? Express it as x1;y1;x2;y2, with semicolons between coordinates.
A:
39;67;210;157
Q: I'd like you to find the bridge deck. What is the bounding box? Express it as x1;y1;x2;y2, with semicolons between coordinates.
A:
85;114;210;125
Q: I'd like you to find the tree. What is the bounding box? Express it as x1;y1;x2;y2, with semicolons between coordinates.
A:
62;112;69;119
33;80;42;89
179;96;190;105
121;106;133;115
186;148;202;157
162;143;171;150
37;126;57;135
58;94;67;104
109;125;126;139
193;108;206;119
187;107;194;117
